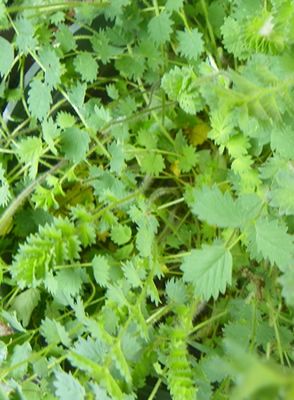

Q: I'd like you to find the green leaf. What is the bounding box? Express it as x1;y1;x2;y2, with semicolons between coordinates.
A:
165;278;188;305
10;288;40;328
177;28;204;61
139;152;165;176
92;255;110;287
28;79;52;121
166;0;184;12
111;224;132;245
178;145;198;172
279;269;294;306
181;242;232;300
15;17;37;53
271;121;294;159
0;310;26;333
16;137;43;179
148;12;173;46
61;127;90;163
54;370;85;400
190;185;243;228
74;52;98;83
40;317;71;347
42;118;60;155
270;168;294;216
39;47;62;88
10;342;32;378
0;37;14;76
254;217;293;271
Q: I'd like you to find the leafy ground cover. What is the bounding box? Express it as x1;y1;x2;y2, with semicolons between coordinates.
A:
0;0;294;398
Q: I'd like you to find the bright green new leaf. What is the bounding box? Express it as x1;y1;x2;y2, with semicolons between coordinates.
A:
61;127;90;163
0;37;14;76
181;243;232;300
148;12;173;46
54;370;85;400
177;28;204;61
191;184;243;228
74;52;98;83
254;217;293;271
10;288;40;328
28;79;52;121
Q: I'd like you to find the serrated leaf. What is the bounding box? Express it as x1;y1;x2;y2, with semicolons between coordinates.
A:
181;243;232;300
0;37;14;76
61;127;90;163
15;18;37;53
166;0;184;12
10;288;40;328
0;310;26;333
10;342;32;378
42;118;60;155
177;28;204;61
54;370;85;400
191;185;243;228
92;255;110;287
28;79;52;121
254;217;293;271
148;12;173;46
39;47;62;88
139;152;165;176
74;52;98;83
165;278;188;304
16;137;43;179
40;317;71;347
111;224;131;245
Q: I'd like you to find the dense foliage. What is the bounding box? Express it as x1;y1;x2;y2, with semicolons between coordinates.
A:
0;0;294;398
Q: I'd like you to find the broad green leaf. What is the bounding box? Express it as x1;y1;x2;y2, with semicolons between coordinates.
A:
28;79;52;121
10;288;40;328
191;184;243;228
61;127;90;163
148;12;173;46
54;370;85;400
177;28;204;61
181;243;232;300
254;217;293;271
0;37;14;76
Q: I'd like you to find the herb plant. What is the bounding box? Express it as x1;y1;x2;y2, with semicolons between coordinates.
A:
0;0;293;399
